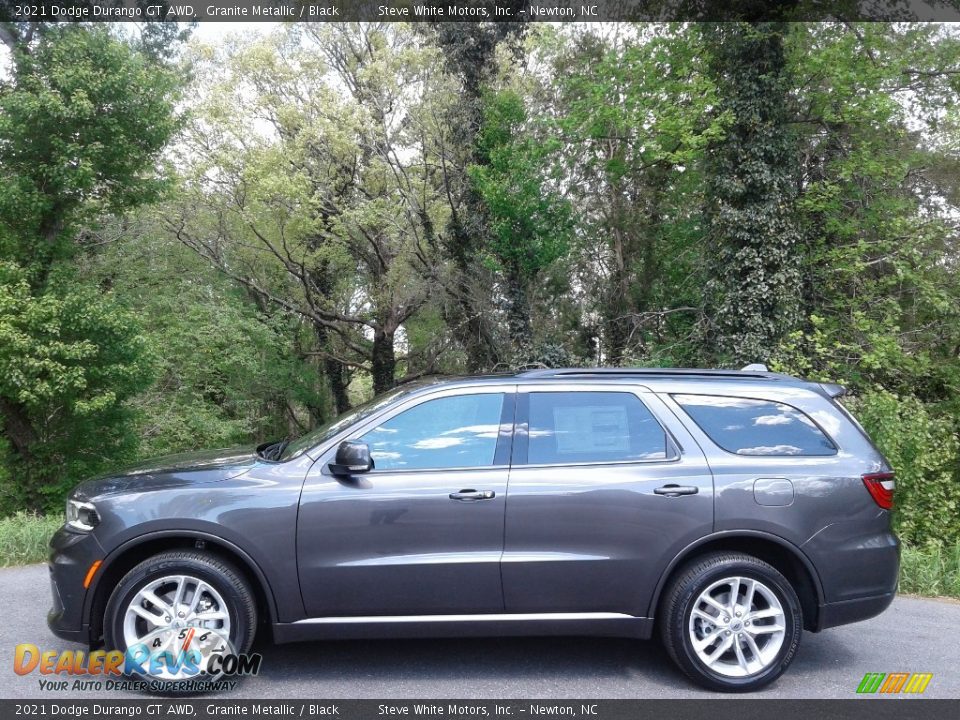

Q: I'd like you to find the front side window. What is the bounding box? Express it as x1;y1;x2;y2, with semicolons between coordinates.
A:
360;393;505;471
674;394;836;456
526;391;670;465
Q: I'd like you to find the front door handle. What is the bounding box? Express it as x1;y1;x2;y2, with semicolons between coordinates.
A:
654;485;699;497
449;489;496;501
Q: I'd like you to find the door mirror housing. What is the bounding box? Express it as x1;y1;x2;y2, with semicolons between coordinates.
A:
329;440;373;476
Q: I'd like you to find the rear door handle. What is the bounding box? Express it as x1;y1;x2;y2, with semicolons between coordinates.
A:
449;489;496;501
654;485;699;497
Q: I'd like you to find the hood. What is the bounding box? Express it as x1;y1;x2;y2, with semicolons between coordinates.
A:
73;446;259;500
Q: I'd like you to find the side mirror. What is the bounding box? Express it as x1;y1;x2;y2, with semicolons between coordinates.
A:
329;440;373;476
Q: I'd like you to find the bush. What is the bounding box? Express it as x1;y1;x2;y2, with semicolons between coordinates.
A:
0;512;62;567
846;390;960;546
900;543;960;598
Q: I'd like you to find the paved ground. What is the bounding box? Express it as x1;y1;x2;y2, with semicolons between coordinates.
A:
2;563;957;699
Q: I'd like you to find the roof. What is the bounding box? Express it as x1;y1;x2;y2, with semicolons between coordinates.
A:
392;366;843;401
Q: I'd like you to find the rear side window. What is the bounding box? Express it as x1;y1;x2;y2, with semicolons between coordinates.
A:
673;394;836;456
526;391;670;464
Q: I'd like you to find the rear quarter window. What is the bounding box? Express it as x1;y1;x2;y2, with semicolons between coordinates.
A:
673;394;837;456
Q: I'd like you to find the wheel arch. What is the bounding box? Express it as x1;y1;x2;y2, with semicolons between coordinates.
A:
649;531;825;632
85;530;278;642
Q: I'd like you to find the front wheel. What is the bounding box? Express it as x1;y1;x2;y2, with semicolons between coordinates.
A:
659;552;802;692
104;550;257;687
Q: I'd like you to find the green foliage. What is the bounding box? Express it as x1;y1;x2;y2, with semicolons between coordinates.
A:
544;25;723;364
0;26;180;274
469;88;573;347
0;261;154;510
847;390;960;546
470;89;572;280
80;229;327;459
775;24;960;402
0;513;64;567
0;26;181;511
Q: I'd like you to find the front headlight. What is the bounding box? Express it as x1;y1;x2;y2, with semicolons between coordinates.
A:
65;499;99;532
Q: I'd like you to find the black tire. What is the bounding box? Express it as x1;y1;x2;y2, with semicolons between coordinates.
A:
104;550;257;687
659;552;802;692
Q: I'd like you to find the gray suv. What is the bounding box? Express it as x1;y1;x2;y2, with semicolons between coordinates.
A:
48;366;899;692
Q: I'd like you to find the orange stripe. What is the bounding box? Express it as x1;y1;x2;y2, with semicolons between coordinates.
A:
82;560;102;589
881;673;909;693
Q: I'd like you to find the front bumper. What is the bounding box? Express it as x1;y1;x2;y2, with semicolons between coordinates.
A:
47;525;105;644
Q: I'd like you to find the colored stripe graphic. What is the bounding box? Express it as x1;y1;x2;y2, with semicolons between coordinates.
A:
904;673;933;694
880;672;910;693
857;673;886;693
857;672;932;694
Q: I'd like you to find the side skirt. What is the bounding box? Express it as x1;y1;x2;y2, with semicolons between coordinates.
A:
271;612;653;643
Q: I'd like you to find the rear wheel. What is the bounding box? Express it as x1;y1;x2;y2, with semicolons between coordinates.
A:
660;552;802;692
104;550;257;686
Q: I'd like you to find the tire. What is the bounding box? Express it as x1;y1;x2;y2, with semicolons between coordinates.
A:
104;550;257;687
659;551;802;692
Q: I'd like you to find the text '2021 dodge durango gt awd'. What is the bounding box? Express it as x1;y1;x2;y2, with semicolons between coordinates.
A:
48;366;899;691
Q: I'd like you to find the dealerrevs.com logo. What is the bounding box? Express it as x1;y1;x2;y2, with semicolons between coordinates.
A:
856;672;934;694
14;628;262;693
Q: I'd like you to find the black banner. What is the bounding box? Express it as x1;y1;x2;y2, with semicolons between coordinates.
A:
3;0;960;23
1;700;958;720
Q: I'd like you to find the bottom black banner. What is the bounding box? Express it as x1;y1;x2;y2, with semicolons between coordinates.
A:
1;700;956;720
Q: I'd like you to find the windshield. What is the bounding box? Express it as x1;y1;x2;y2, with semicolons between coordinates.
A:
278;386;413;461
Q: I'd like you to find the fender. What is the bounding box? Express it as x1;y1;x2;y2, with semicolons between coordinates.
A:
645;529;826;619
83;528;280;629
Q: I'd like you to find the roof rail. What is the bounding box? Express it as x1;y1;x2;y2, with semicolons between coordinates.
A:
516;367;788;380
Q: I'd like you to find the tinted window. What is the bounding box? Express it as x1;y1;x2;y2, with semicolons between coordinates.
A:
361;393;505;470
526;392;669;464
674;394;836;456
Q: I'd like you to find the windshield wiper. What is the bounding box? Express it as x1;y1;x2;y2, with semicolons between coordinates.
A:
257;438;290;461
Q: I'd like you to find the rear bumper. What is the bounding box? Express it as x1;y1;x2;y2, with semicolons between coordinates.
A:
817;591;896;631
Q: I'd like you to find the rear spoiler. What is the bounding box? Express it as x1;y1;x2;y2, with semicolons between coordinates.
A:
818;382;847;399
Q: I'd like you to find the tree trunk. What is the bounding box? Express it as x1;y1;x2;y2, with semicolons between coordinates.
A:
312;323;351;416
0;396;37;460
371;328;396;394
443;222;500;372
324;357;351;415
504;268;532;354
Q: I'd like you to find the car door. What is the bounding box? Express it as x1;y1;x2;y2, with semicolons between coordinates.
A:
502;385;713;618
297;386;515;618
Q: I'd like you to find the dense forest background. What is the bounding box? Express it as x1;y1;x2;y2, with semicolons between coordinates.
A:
1;21;959;548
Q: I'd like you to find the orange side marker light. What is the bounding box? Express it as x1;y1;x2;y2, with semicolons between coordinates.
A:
83;560;102;589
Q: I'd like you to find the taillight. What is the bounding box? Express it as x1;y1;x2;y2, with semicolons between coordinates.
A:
862;472;895;510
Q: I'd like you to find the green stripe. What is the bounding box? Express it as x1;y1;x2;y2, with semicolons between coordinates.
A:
857;673;885;693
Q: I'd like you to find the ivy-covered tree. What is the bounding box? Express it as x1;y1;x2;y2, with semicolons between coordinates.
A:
700;22;802;366
421;19;529;371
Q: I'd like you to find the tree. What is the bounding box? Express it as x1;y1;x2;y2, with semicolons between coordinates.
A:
0;26;181;509
175;25;452;398
78;217;327;458
418;19;528;370
700;22;802;366
774;23;960;402
469;88;572;352
546;25;725;365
